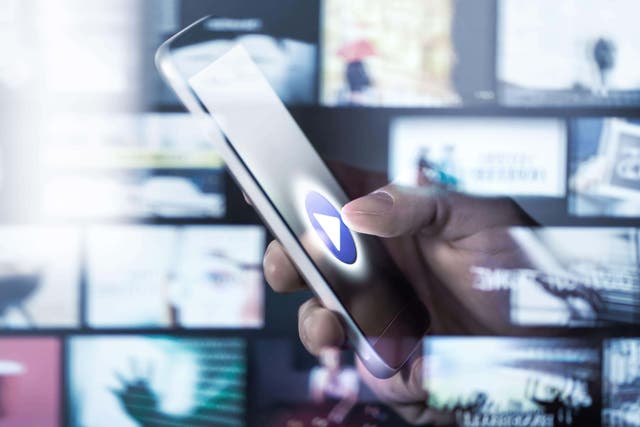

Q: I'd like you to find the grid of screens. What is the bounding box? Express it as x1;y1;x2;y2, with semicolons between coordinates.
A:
1;0;639;426
3;0;639;109
2;337;639;426
142;0;640;110
0;225;265;329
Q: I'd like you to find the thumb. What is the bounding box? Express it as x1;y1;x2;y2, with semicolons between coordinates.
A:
341;184;444;238
341;183;532;239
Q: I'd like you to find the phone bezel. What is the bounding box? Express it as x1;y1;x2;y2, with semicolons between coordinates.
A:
155;16;422;379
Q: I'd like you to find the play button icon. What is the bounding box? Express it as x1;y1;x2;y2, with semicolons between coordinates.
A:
313;213;342;251
305;191;357;264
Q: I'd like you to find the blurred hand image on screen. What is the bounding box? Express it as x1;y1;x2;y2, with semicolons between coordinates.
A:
112;359;232;427
112;362;160;426
263;164;536;423
70;337;246;427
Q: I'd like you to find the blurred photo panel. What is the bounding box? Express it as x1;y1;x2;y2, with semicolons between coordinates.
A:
321;0;494;106
424;337;601;427
472;227;640;327
147;0;319;108
69;336;246;427
172;226;265;328
252;339;407;427
87;225;265;329
0;226;80;328
604;339;640;427
569;118;640;218
0;337;60;427
498;0;640;107
389;117;566;197
42;113;226;220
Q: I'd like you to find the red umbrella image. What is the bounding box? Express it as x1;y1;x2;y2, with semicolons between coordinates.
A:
337;39;376;62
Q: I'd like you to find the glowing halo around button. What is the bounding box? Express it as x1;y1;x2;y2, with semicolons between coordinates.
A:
293;176;367;278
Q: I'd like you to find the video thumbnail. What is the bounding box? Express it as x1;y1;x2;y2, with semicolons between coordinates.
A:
86;225;265;329
498;0;640;107
471;227;640;327
253;339;407;426
424;337;601;427
389;117;566;197
42;113;226;219
69;336;246;427
603;339;640;427
0;337;60;427
569;118;640;218
148;0;318;108
34;0;143;106
0;226;80;328
321;0;495;106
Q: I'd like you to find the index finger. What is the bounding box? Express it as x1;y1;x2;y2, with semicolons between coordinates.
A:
263;240;308;293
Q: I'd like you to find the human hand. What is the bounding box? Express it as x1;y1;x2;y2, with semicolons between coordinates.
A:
262;165;535;424
111;361;159;424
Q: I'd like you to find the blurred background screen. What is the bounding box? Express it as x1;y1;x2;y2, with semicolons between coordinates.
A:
0;0;639;426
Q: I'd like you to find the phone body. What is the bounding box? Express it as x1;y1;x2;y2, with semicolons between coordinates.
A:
155;16;430;379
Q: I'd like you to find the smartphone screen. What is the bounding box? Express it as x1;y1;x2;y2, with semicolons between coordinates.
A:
162;20;430;372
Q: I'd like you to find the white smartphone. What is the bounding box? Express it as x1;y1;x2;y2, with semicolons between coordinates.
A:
155;16;430;379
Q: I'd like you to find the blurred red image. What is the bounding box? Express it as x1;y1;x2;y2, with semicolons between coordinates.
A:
0;338;60;427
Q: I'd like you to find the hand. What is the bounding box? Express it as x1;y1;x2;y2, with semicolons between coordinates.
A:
111;361;159;424
262;164;535;424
